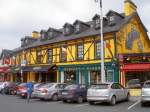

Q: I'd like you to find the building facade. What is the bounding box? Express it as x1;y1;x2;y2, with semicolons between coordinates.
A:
2;0;150;86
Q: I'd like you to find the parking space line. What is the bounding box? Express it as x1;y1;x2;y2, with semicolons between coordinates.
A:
74;104;89;108
128;100;141;110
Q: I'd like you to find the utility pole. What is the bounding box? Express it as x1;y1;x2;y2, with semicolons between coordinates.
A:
95;0;105;83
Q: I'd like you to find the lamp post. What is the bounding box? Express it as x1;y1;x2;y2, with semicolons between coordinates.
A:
95;0;105;83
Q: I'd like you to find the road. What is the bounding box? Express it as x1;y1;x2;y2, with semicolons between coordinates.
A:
0;94;149;112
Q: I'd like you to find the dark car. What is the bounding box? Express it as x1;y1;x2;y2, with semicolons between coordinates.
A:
127;79;142;89
1;82;17;95
61;84;88;103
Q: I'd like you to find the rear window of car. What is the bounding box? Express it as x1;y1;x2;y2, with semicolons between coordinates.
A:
65;85;77;89
90;84;109;89
19;83;26;87
42;83;54;88
128;79;140;85
144;82;150;88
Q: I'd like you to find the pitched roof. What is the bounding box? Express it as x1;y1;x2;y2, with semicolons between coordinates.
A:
0;49;12;59
12;11;149;52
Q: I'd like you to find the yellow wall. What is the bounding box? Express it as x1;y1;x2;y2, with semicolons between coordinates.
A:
117;16;150;54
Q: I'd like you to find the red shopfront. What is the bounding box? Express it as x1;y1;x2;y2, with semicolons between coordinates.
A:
119;53;150;87
0;67;10;81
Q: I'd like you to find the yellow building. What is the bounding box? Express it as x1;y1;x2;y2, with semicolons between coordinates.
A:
10;0;150;86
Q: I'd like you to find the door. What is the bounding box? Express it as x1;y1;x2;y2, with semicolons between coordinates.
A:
111;83;124;101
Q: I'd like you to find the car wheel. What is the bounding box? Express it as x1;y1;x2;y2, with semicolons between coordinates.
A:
52;94;58;101
88;101;94;105
141;102;145;107
110;96;116;105
63;100;67;103
125;93;130;101
77;96;83;103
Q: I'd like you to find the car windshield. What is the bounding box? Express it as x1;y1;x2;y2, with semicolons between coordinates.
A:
144;82;150;88
90;84;109;89
42;83;54;88
65;85;77;89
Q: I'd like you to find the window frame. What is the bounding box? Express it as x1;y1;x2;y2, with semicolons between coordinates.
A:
95;41;101;59
47;49;53;63
60;46;67;62
76;44;84;60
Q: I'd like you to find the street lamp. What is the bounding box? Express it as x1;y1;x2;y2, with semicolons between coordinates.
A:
95;0;105;83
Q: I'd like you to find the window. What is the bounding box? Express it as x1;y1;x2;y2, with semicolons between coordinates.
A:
47;49;53;63
95;42;101;58
95;19;100;28
109;16;115;21
77;45;84;60
41;33;45;39
111;83;122;89
48;31;53;37
75;24;80;33
60;47;67;62
37;49;42;63
63;27;70;34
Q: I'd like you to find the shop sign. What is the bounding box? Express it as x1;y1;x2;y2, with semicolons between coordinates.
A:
33;67;41;70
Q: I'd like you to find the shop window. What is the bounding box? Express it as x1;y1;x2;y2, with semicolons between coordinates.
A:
47;49;53;63
95;42;101;59
64;71;76;84
90;71;101;84
106;70;114;82
76;45;84;60
37;49;42;64
60;47;67;62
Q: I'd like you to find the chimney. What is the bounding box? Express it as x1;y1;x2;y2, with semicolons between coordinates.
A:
124;0;137;16
31;31;39;39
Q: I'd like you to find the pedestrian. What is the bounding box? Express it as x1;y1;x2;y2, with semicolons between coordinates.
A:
26;81;34;103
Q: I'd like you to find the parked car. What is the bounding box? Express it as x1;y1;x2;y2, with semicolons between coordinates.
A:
87;83;130;105
16;83;27;98
141;80;150;106
1;82;17;95
61;84;88;103
127;79;141;89
0;82;5;93
33;83;67;101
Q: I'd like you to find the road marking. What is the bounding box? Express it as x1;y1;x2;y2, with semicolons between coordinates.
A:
74;103;89;108
128;100;141;110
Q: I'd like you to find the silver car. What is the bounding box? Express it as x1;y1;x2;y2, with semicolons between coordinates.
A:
33;83;67;101
87;82;130;105
141;80;150;106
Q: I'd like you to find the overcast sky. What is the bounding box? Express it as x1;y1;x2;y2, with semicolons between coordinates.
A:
0;0;149;52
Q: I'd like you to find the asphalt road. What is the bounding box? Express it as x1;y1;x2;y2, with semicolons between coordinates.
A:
0;94;149;112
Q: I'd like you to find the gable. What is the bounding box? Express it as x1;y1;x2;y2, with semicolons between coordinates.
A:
117;14;150;54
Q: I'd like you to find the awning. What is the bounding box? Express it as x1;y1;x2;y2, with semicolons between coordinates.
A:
23;65;56;72
121;64;150;72
0;67;9;73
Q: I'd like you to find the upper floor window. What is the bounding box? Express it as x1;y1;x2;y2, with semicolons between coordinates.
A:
47;49;53;63
60;47;67;62
77;45;84;60
75;24;80;33
95;42;101;58
109;16;115;22
37;49;42;64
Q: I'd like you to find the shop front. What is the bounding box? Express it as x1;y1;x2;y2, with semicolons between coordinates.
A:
0;67;10;81
23;65;57;82
119;53;150;87
58;62;119;85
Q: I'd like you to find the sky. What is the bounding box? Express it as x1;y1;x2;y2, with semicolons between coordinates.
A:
0;0;150;52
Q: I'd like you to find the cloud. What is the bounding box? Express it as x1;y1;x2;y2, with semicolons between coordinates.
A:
0;0;150;51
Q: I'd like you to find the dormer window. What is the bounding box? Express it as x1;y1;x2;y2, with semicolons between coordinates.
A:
41;33;45;39
92;14;100;29
63;23;74;36
109;16;115;22
73;20;90;34
75;24;80;33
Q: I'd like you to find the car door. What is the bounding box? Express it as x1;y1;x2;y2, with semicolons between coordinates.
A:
111;83;123;101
